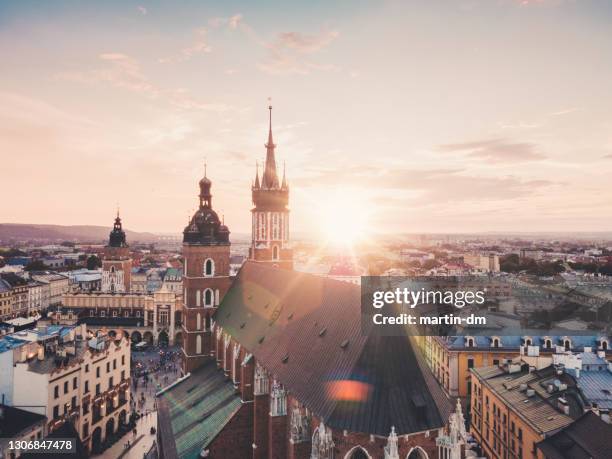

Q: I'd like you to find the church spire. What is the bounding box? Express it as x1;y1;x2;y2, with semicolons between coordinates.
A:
262;103;279;189
281;161;287;189
254;161;260;188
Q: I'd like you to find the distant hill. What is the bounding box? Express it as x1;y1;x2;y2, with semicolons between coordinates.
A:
0;223;159;244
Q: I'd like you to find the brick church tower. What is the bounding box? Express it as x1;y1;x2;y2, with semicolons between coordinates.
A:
101;212;132;292
249;105;293;270
181;167;231;373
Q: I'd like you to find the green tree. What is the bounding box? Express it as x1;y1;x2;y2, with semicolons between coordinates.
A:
86;255;102;270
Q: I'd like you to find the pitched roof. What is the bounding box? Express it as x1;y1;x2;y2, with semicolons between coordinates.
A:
536;411;612;459
157;360;242;459
0;404;46;438
215;261;452;436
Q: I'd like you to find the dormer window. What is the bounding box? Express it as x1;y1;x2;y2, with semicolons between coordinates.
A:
466;337;475;348
599;338;608;351
563;338;571;351
544;337;552;349
491;337;501;348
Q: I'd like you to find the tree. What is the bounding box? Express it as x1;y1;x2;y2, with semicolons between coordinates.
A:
86;255;102;270
25;260;47;271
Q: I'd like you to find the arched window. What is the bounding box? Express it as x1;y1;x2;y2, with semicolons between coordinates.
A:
406;446;429;459
492;338;500;348
110;266;115;273
564;339;571;351
196;335;202;354
545;339;552;348
273;245;279;260
345;446;371;459
205;314;211;331
204;289;213;307
602;340;608;351
466;338;474;348
525;338;532;346
196;313;201;330
204;258;214;277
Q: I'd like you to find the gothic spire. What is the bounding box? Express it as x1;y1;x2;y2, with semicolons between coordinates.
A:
262;103;279;189
281;161;287;189
254;161;260;188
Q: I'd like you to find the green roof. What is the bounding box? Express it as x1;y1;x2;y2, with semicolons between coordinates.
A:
157;361;241;458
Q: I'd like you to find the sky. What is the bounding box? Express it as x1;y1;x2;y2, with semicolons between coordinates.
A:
1;0;612;236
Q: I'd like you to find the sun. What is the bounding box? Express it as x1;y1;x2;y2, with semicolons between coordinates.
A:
317;189;369;247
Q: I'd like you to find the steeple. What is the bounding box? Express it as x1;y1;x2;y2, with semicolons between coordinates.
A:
199;162;212;208
254;161;260;189
281;161;287;189
262;104;279;189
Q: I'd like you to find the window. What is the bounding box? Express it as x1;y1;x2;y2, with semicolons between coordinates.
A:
85;364;89;373
83;423;89;438
95;383;100;395
121;355;125;366
204;289;212;306
564;339;571;351
467;358;474;369
113;359;116;370
54;385;59;399
136;310;141;318
84;381;89;394
106;362;110;373
121;370;125;380
109;377;114;389
124;310;129;317
71;395;77;408
204;258;214;276
53;405;59;419
273;245;279;260
493;359;499;366
83;403;89;415
73;377;77;389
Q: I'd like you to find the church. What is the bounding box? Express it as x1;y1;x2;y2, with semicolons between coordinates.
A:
157;106;462;459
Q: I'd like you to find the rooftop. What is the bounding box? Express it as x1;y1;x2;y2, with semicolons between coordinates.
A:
0;404;46;438
216;261;452;436
536;411;612;459
157;360;242;459
472;364;581;434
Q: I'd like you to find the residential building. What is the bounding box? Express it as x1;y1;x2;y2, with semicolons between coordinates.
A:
463;253;500;272
0;404;46;459
29;272;69;307
0;279;12;321
470;363;580;459
8;325;131;455
0;273;28;318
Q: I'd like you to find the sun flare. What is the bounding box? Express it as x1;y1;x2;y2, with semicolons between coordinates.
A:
317;189;369;247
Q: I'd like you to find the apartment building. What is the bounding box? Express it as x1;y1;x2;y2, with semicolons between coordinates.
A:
2;325;131;455
0;278;12;321
29;272;69;307
470;363;579;459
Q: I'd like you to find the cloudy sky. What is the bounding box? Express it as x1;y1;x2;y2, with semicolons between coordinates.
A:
1;0;612;235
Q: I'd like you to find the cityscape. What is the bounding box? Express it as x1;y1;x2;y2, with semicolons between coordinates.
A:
2;1;612;459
